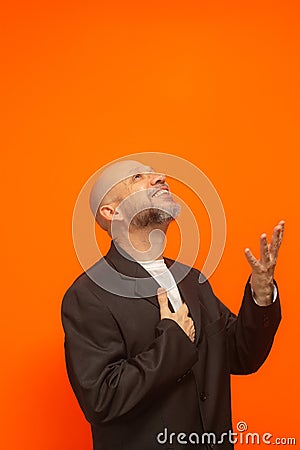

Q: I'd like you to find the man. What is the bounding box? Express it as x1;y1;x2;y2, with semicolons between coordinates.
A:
62;159;284;450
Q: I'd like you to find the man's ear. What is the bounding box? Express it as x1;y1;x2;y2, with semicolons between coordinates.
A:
99;204;123;222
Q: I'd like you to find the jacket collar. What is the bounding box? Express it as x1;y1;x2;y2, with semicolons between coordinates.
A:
105;240;202;345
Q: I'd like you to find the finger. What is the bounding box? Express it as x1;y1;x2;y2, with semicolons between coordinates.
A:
178;302;189;315
157;288;171;315
190;325;196;342
244;247;260;269
269;221;285;259
260;233;271;264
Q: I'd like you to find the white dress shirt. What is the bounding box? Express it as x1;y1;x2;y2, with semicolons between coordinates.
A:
138;259;183;312
138;259;277;310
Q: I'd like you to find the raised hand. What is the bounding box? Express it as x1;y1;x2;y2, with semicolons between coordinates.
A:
244;220;285;306
157;288;195;342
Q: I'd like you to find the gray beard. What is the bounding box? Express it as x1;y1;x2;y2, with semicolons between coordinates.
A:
131;205;181;228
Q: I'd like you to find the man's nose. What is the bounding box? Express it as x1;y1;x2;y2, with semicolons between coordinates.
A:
149;172;166;185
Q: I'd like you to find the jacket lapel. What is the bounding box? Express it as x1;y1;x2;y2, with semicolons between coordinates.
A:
105;241;160;308
105;241;202;344
165;258;202;346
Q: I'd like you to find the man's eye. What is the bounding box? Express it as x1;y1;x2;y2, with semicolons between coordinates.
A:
132;174;142;181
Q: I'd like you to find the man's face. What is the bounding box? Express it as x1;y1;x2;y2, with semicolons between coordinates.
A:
109;163;181;227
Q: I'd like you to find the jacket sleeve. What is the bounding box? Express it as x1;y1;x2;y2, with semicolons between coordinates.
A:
200;276;281;375
227;279;281;374
61;282;198;425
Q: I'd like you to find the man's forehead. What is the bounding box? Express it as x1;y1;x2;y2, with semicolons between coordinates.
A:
103;161;156;184
104;160;155;180
126;164;154;176
89;160;157;216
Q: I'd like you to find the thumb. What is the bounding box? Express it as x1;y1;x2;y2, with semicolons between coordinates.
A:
157;288;171;317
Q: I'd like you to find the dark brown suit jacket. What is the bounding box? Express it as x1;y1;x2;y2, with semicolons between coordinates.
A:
61;241;281;450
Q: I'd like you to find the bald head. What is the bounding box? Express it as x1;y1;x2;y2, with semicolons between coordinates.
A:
89;159;180;236
89;160;153;225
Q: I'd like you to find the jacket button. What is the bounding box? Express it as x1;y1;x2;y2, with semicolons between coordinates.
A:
209;444;215;448
200;392;207;401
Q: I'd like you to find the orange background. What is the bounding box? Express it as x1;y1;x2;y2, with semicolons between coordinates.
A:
1;0;299;448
